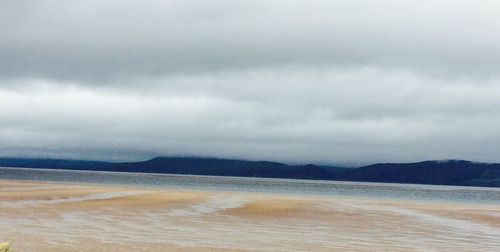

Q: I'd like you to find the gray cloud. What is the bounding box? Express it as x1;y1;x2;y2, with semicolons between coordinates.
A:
1;0;500;82
1;1;500;165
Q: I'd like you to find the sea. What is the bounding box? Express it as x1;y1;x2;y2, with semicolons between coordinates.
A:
1;166;499;204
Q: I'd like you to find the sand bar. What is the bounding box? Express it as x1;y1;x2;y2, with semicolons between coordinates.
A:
0;179;499;251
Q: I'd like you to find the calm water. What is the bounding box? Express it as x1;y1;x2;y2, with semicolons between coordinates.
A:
1;167;499;204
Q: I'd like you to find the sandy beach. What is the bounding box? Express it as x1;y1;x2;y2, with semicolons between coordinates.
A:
1;179;499;251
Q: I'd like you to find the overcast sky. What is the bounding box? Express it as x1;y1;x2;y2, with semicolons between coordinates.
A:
1;0;500;165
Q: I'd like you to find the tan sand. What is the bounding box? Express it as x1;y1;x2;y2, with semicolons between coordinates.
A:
0;179;499;252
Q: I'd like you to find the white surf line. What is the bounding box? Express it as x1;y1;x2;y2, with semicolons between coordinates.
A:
168;196;249;217
385;207;500;237
0;186;78;191
348;203;500;237
0;191;149;208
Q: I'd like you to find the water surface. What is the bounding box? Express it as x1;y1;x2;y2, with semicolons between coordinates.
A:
1;167;499;204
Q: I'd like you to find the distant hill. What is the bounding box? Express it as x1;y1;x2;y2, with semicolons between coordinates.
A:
109;157;347;180
0;157;499;187
341;160;500;187
0;157;346;180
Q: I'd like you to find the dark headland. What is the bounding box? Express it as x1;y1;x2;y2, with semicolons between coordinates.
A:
1;157;499;187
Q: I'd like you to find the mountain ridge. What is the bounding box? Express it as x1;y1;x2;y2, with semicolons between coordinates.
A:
0;157;499;187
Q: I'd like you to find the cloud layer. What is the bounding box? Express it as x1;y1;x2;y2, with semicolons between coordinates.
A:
1;0;500;165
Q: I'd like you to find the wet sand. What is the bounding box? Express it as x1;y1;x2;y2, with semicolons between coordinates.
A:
0;179;499;251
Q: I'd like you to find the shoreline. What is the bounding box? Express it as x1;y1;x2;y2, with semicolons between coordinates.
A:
2;167;500;206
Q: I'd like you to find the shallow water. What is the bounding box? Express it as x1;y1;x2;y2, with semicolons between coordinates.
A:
1;167;499;204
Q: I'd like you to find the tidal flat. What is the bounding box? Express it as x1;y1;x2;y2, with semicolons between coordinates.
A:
0;178;499;251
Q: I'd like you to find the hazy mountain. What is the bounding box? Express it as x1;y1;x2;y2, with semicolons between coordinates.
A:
0;157;499;187
342;160;500;187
